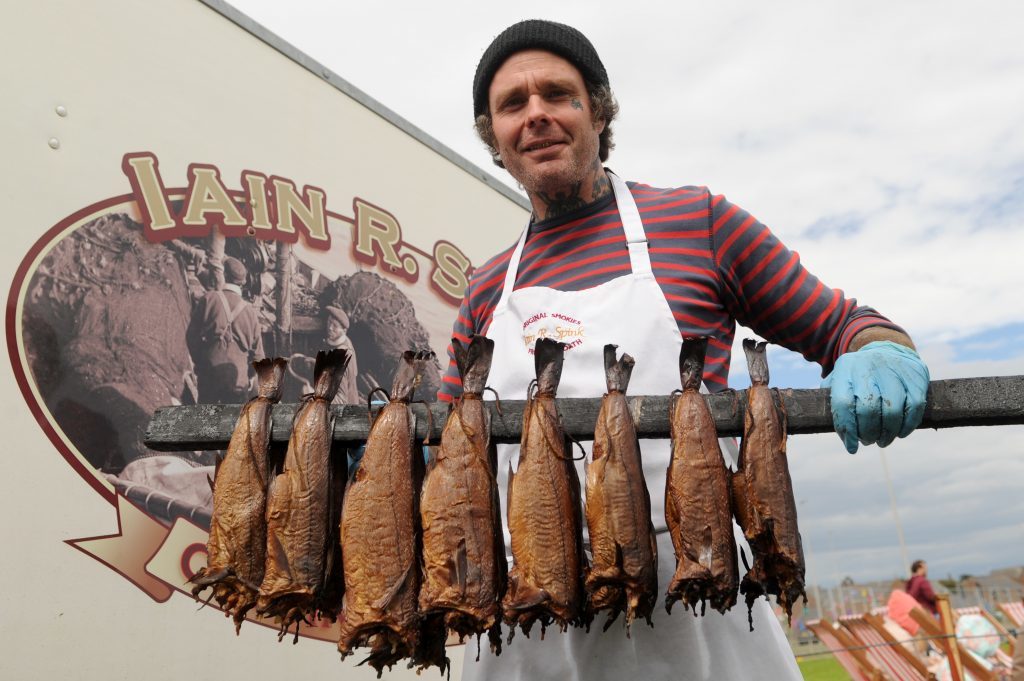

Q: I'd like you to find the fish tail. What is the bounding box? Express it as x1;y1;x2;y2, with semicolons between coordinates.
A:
603;344;635;393
534;338;565;396
742;339;770;386
679;337;708;391
453;335;494;395
254;357;289;401
312;348;351;400
390;350;434;402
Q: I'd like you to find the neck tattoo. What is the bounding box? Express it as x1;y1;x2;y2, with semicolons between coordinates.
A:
535;182;586;222
533;163;612;222
591;166;611;202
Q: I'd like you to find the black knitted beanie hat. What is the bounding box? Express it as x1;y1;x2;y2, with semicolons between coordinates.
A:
472;20;609;118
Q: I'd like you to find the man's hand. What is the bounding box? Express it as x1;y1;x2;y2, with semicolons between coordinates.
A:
821;341;930;453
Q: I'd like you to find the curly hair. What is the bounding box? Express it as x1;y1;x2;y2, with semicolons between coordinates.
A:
474;83;619;169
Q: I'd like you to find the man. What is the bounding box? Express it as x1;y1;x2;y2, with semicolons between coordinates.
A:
906;559;939;615
440;20;930;680
325;305;360;404
886;580;929;656
186;256;264;404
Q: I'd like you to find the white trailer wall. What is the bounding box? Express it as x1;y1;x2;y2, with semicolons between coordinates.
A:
0;1;527;678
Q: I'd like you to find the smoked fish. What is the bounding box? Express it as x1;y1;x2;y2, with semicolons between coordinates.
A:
191;357;287;633
503;338;588;639
664;337;739;616
256;349;349;638
338;351;448;677
584;344;658;633
419;336;506;656
732;339;805;626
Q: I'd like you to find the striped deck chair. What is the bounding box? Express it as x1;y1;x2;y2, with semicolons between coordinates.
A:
839;612;931;681
998;600;1024;628
955;605;1015;656
909;607;997;681
807;618;886;681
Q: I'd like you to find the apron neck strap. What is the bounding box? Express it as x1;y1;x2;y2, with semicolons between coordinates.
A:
499;224;532;308
609;171;653;275
497;171;652;309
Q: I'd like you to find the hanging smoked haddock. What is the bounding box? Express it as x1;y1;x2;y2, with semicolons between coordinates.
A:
503;338;589;640
256;349;349;639
664;337;739;616
338;351;449;677
419;335;507;657
191;357;287;633
583;344;658;633
731;339;805;627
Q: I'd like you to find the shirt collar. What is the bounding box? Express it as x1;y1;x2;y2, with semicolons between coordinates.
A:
530;187;617;233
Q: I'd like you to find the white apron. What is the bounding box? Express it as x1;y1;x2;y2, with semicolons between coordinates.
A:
462;173;800;681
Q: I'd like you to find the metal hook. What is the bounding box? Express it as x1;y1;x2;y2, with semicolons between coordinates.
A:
366;387;391;428
367;387;391;407
566;436;587;461
669;388;683;412
410;400;435;445
484;386;504;416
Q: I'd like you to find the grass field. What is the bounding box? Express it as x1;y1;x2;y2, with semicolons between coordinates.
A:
797;654;849;680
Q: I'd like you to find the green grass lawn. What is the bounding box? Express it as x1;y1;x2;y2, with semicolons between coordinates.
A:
797;654;850;680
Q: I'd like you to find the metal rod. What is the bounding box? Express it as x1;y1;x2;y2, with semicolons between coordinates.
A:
145;375;1024;452
878;449;910;577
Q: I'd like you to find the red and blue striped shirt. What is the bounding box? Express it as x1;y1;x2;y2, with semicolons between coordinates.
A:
438;181;901;401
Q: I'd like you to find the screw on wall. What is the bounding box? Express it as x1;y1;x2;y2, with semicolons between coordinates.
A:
50;105;68;150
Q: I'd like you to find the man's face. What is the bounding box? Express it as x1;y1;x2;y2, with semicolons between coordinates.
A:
487;50;604;197
326;318;346;343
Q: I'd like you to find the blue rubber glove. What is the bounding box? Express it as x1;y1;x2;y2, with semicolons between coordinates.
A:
821;341;930;454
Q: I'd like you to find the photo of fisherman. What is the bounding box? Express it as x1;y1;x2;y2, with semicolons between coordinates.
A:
186;256;265;404
325;304;360;404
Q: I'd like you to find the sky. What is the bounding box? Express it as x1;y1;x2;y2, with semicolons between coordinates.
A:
225;0;1024;588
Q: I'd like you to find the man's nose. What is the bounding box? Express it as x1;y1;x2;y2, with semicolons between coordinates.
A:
524;94;551;126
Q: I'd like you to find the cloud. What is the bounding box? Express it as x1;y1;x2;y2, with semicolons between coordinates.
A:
800;212;867;240
792;426;1024;584
951;322;1024;362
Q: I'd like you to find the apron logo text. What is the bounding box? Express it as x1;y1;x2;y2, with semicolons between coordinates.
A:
522;311;586;353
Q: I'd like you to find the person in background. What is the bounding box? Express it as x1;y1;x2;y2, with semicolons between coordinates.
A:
907;559;939;616
325;305;360;404
186;256;263;404
440;19;931;681
886;580;928;656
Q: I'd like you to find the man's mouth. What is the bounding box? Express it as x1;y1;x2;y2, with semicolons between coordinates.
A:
522;140;564;153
